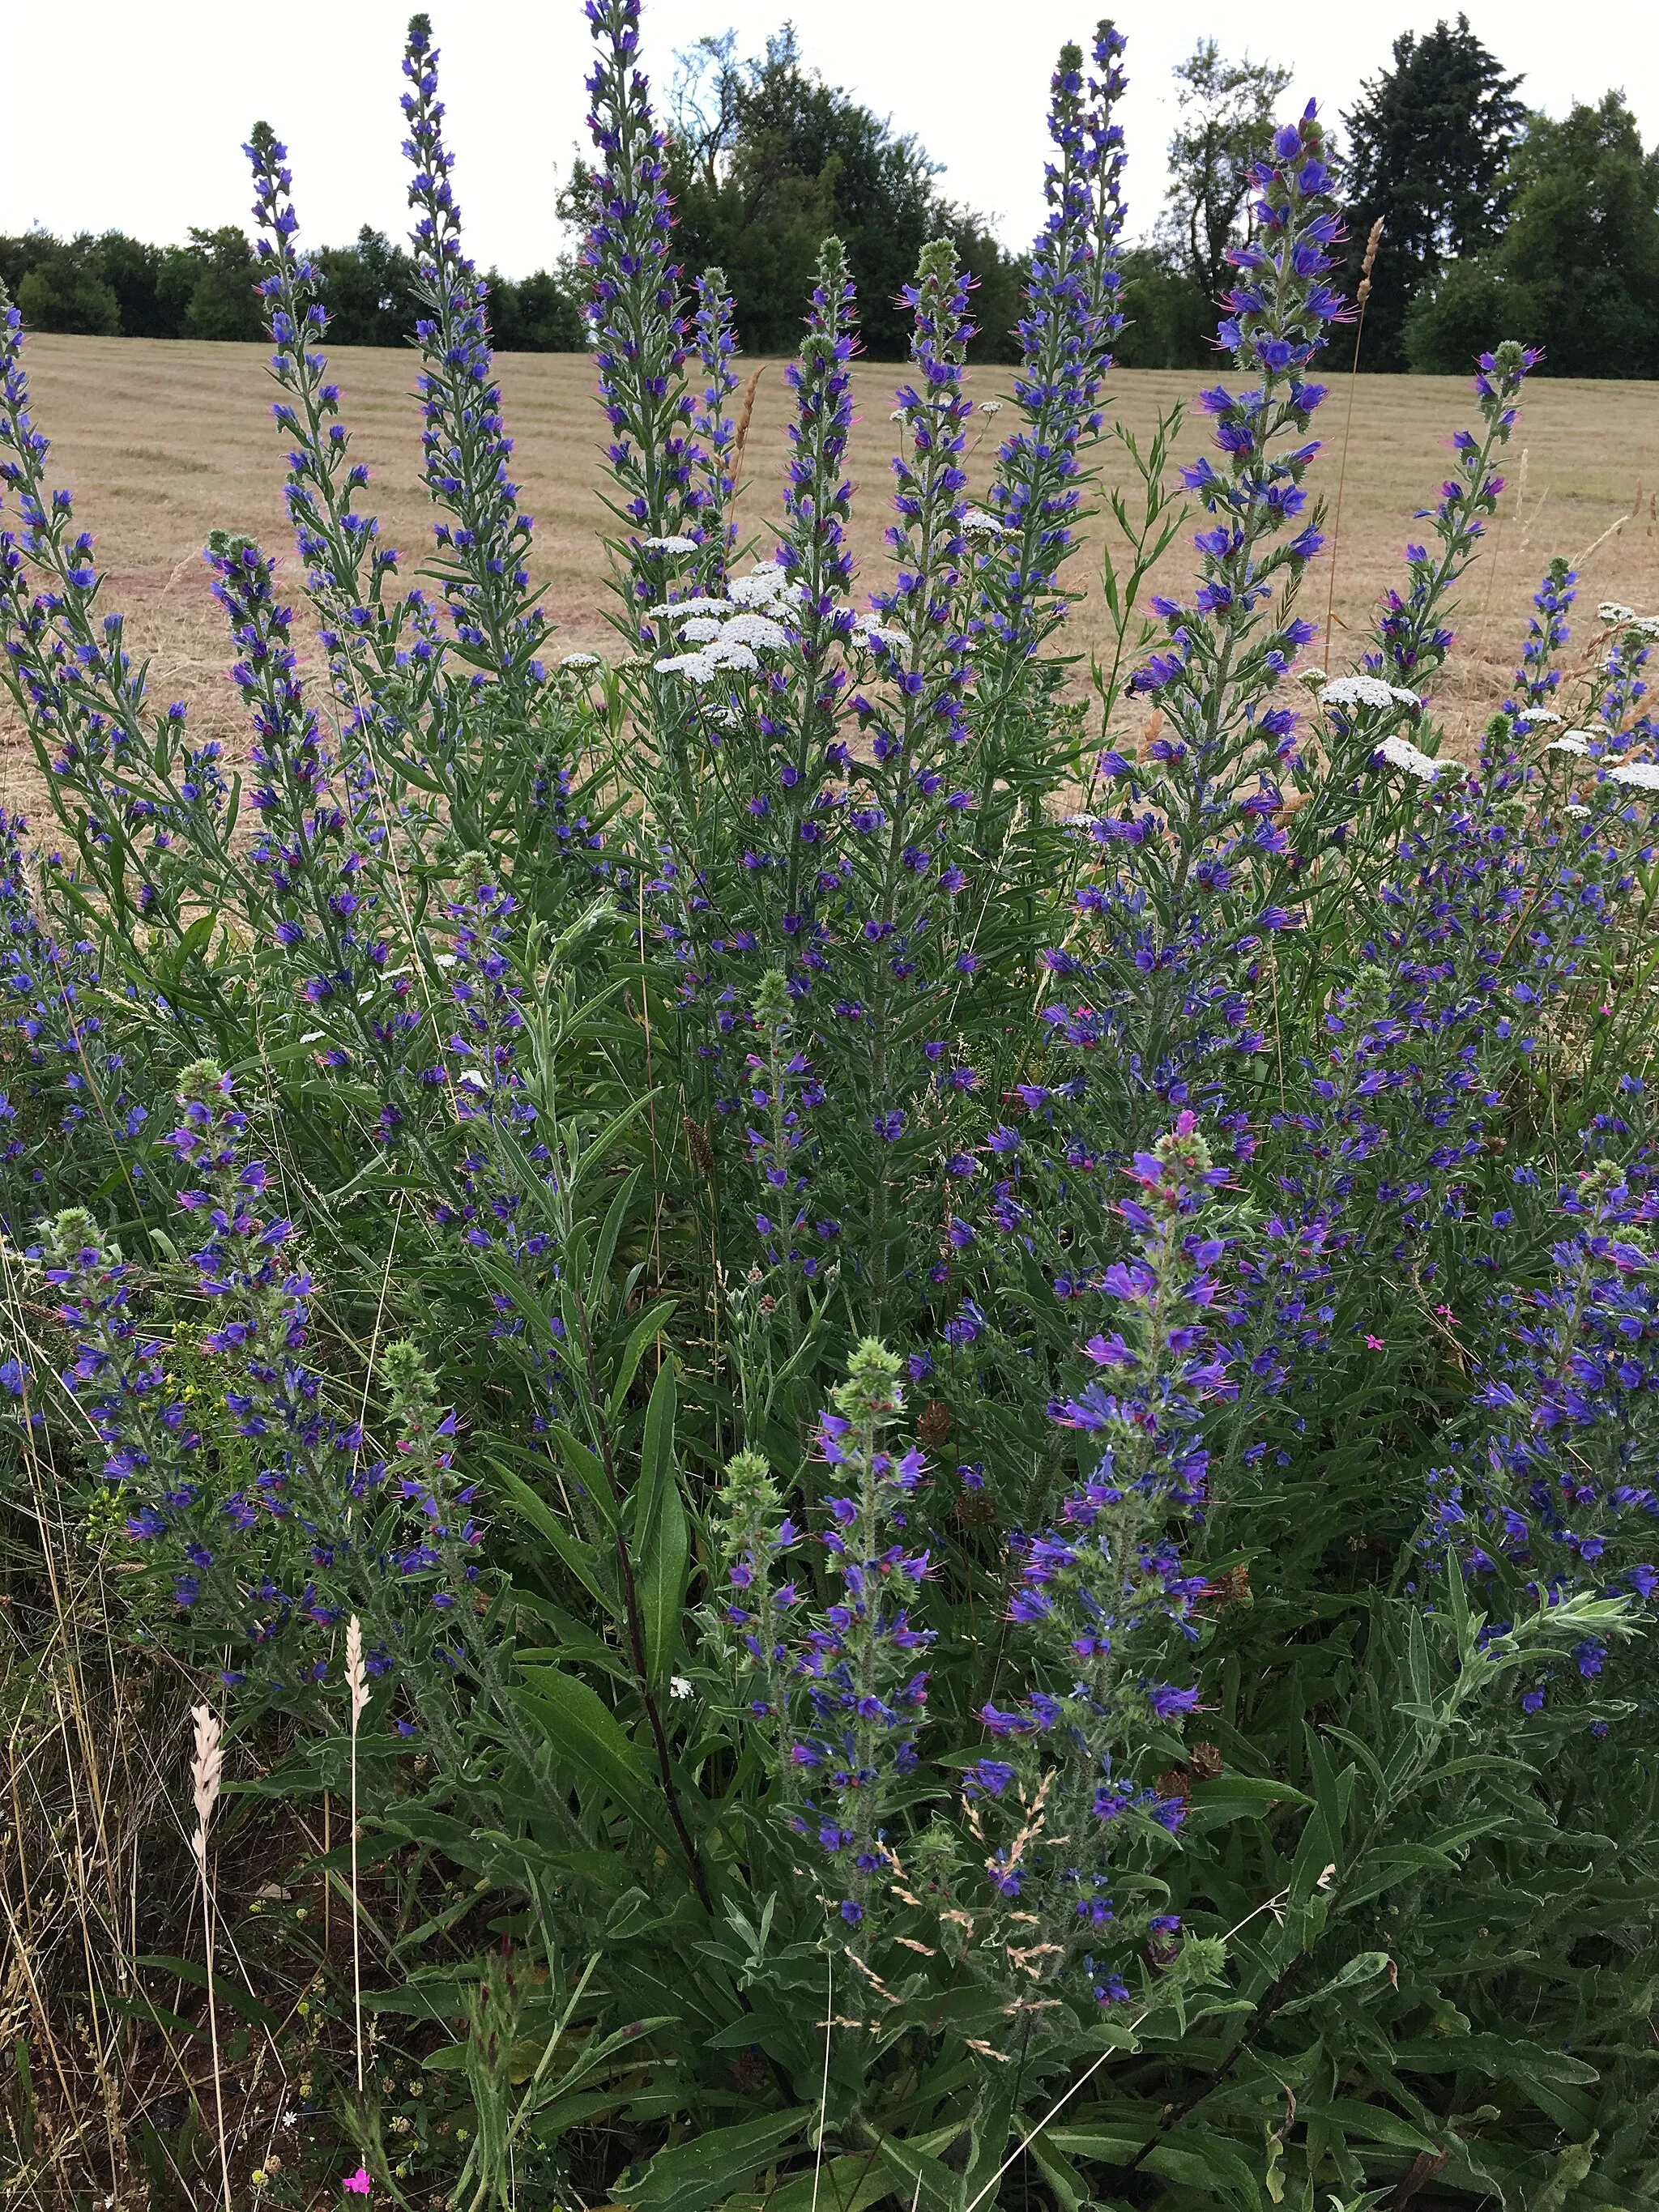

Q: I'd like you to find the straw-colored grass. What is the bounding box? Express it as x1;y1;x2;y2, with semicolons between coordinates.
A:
3;334;1658;811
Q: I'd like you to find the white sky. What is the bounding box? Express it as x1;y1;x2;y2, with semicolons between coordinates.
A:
2;0;1656;277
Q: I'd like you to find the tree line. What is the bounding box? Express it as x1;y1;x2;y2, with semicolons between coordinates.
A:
0;224;585;352
7;11;1658;374
1127;12;1659;378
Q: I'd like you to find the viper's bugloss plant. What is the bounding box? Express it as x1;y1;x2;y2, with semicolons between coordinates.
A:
8;8;1659;2206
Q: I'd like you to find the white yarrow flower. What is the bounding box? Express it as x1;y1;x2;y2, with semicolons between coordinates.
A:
1597;601;1636;624
647;595;733;621
856;624;910;655
962;507;1011;539
1377;733;1458;781
1321;675;1419;714
558;651;603;671
642;535;698;556
1548;734;1593;756
654;650;720;682
728;563;800;609
679;617;723;643
719;611;789;650
1295;666;1328;688
669;1675;694;1700
1608;761;1659;791
1514;706;1561;726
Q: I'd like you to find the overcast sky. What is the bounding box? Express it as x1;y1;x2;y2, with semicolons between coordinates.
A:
3;0;1656;277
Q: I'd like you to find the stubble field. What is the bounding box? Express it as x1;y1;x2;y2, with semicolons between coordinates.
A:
3;332;1657;815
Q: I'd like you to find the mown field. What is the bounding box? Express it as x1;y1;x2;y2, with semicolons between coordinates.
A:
4;333;1657;812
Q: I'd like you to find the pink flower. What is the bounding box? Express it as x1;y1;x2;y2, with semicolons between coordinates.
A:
343;2171;372;2199
1435;1304;1456;1322
1363;1335;1385;1350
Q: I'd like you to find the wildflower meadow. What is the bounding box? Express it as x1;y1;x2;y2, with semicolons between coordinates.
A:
3;7;1659;2208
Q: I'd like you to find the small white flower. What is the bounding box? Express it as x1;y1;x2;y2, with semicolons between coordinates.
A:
654;650;720;682
646;596;732;621
980;399;1004;416
1377;733;1459;782
962;507;1011;539
728;564;800;609
1295;666;1328;688
679;617;723;643
1514;706;1561;726
1607;760;1659;791
855;624;909;655
719;611;790;650
642;535;698;556
1321;675;1419;714
1633;617;1659;641
558;651;603;671
1547;733;1593;756
889;407;906;422
669;1674;694;1700
1597;601;1636;624
1565;803;1592;817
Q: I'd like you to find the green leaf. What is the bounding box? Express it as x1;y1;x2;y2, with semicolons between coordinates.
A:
514;1669;677;1856
590;1163;642;1308
637;1475;689;1688
872;2128;965;2212
1277;1949;1393;2016
615;2107;810;2212
608;1298;677;1417
632;1353;677;1545
490;1460;612;1614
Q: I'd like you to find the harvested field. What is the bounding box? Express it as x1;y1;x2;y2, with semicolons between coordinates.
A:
4;333;1657;814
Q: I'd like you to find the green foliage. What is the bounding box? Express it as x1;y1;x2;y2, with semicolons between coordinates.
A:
1406;93;1659;379
1160;40;1292;305
6;13;1659;2211
1340;15;1525;373
0;219;584;351
650;27;1024;359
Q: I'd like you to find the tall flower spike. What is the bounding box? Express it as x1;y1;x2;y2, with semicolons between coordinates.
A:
1364;341;1540;692
1506;556;1576;716
402;15;548;697
966;1118;1233;2006
1428;1159;1659;1713
245;120;436;746
580;0;706;633
0;290;229;922
773;237;859;933
689;269;740;595
980;23;1128;703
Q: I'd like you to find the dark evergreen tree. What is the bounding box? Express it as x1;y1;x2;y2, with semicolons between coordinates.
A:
1341;14;1525;370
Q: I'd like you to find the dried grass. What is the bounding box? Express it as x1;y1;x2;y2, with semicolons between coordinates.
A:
4;336;1658;815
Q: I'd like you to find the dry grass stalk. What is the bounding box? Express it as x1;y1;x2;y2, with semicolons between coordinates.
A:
731;362;767;488
189;1703;233;2212
1321;217;1384;663
345;1616;370;2095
